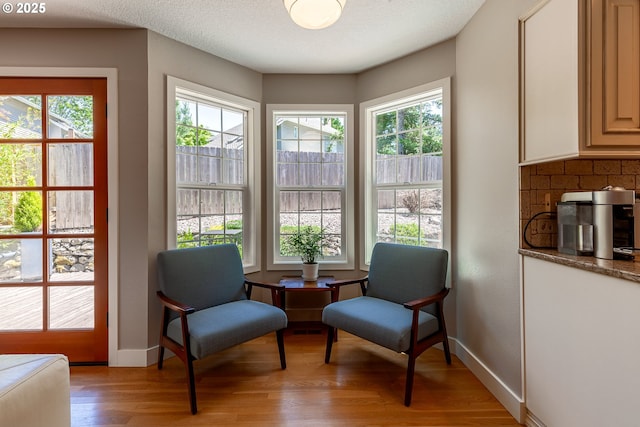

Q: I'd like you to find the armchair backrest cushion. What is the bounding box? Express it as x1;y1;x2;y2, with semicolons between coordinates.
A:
157;244;247;311
367;243;448;315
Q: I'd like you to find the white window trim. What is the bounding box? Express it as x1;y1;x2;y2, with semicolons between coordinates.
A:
166;76;261;273
360;77;451;271
266;104;355;271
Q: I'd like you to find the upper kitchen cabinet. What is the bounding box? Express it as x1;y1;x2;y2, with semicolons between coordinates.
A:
589;0;640;148
519;0;640;165
520;0;584;164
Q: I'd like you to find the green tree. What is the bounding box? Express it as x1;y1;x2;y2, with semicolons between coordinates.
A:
0;144;38;225
175;100;212;146
376;111;397;155
421;99;443;154
323;116;345;152
46;96;94;137
398;106;421;154
374;99;443;156
24;95;92;137
0;99;40;225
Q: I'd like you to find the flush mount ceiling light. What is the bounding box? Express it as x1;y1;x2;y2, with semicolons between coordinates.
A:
283;0;347;30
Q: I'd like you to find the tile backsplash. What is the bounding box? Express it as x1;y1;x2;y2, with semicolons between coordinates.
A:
520;159;640;248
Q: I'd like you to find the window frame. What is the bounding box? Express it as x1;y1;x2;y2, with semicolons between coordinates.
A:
266;104;355;270
360;78;451;270
166;76;261;272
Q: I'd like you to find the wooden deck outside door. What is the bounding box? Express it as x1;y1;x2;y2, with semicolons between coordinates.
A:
0;77;108;363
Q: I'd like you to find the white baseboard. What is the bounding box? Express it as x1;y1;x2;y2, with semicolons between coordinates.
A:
109;346;159;367
449;337;526;423
525;411;546;427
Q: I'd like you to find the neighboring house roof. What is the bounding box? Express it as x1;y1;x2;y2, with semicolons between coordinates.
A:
209;122;244;150
0;95;90;139
0;122;40;139
199;117;342;152
276;117;340;137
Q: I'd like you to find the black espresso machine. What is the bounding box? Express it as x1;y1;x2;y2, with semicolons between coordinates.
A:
557;187;635;260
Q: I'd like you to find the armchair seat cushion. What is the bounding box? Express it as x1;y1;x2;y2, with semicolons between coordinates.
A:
322;296;439;353
168;300;288;359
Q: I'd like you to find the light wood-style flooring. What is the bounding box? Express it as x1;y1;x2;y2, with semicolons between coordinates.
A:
70;330;521;427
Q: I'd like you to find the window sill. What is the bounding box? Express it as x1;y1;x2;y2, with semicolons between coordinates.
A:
268;260;355;271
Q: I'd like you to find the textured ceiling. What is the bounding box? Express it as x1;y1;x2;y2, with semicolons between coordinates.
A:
0;0;485;73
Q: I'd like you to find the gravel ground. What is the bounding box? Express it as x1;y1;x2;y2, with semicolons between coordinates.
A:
178;189;443;248
177;211;442;250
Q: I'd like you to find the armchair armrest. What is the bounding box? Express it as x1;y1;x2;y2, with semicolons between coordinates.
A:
157;290;195;375
326;276;368;288
403;288;449;311
244;279;286;309
157;291;195;315
326;276;368;302
245;279;285;291
404;287;450;354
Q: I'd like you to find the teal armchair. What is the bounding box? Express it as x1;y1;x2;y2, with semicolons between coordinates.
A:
156;244;287;414
322;242;450;406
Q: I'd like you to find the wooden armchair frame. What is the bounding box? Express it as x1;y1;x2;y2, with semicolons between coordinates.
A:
323;267;451;406
157;278;286;414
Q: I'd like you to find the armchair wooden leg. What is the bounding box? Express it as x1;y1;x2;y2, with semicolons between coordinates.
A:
276;329;286;369
438;303;452;365
404;354;417;407
443;336;452;365
185;357;197;415
157;344;165;370
325;327;335;363
158;308;169;370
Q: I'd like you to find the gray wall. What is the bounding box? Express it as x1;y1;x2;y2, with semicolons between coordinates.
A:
254;74;360;315
0;28;150;350
454;0;538;398
263;74;356;104
0;5;538;410
260;74;358;281
146;31;263;346
356;38;456;102
260;21;530;406
355;37;458;337
0;28;265;352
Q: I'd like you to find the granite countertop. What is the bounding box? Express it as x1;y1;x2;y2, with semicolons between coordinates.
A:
519;248;640;284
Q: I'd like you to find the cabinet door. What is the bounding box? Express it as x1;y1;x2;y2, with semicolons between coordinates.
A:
523;256;640;426
520;0;583;164
589;0;640;146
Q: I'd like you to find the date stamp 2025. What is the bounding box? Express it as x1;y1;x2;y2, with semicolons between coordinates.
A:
2;2;47;14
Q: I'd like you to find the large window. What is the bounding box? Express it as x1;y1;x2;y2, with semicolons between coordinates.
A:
267;105;354;269
362;79;451;266
167;77;260;271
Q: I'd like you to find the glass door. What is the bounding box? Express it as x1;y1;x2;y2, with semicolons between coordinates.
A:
0;77;108;363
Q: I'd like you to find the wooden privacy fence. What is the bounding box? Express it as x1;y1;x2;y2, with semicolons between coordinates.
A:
51;191;93;230
175;149;443;214
48;143;93;231
376;154;443;209
51;148;443;230
376;154;443;184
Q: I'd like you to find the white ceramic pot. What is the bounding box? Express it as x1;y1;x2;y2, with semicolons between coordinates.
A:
301;262;319;281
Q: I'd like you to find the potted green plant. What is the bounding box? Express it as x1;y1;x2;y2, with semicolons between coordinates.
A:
285;225;326;280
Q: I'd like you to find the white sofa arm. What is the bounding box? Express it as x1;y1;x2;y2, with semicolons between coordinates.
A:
0;354;70;427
